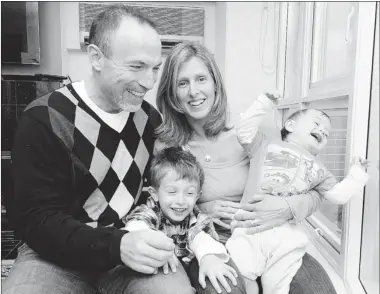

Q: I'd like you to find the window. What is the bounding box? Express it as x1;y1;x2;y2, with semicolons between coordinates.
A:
279;2;378;293
359;6;379;293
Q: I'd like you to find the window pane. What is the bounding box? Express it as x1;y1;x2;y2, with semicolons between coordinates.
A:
311;2;354;82
360;6;379;291
314;108;348;252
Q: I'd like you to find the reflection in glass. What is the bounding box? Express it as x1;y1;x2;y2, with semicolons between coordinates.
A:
311;2;354;83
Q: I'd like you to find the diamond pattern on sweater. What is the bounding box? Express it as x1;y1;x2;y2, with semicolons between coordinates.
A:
134;139;150;175
133;109;148;137
89;148;111;184
75;107;101;146
111;141;133;181
109;183;134;218
83;188;108;221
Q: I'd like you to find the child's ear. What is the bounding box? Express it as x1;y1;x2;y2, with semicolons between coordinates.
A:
148;186;158;201
284;119;295;133
196;191;202;202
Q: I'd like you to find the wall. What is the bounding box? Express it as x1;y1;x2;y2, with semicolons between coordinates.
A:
1;2;63;76
222;2;278;115
2;2;279;116
59;2;217;82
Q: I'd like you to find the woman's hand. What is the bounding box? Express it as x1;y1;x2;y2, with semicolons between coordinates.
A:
199;254;238;294
197;201;241;229
231;194;293;234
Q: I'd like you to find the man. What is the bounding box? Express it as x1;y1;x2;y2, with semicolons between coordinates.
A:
3;5;194;294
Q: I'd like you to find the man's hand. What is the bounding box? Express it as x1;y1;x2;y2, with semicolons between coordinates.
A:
120;230;175;274
197;200;241;229
162;253;179;274
199;255;238;294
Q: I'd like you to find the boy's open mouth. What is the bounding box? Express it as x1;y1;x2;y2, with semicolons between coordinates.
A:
311;132;322;143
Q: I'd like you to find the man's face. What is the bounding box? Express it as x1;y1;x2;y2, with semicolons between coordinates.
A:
287;109;331;155
151;170;200;224
100;18;162;113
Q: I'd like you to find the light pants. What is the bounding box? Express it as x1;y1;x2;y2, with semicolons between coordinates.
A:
226;223;310;294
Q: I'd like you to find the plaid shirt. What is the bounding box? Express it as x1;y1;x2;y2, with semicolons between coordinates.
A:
124;196;219;264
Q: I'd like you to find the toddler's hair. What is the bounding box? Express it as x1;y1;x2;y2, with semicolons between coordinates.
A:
280;109;330;141
150;147;204;190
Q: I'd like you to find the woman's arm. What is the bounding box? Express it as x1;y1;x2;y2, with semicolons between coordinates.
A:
231;189;324;234
197;200;241;229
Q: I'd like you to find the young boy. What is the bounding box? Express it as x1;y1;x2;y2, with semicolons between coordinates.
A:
123;147;241;294
226;93;369;294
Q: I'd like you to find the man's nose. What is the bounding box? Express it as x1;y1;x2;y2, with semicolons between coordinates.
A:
139;69;157;90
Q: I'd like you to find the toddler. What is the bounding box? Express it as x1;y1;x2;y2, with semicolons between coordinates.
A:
226;93;369;294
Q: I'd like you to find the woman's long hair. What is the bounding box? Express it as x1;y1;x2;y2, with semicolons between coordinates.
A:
156;42;230;147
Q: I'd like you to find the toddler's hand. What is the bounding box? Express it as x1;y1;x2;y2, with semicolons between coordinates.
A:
351;156;369;171
264;92;283;105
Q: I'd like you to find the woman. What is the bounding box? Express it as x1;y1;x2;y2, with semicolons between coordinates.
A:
155;42;337;294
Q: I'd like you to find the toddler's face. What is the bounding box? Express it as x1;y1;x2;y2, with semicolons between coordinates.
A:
287;109;331;155
152;170;200;224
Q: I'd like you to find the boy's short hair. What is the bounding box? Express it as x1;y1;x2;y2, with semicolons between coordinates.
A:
150;147;204;190
280;109;331;141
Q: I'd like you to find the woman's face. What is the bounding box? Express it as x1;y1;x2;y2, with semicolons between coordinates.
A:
176;57;216;125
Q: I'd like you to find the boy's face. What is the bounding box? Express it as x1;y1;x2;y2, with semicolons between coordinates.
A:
286;109;331;155
150;170;200;224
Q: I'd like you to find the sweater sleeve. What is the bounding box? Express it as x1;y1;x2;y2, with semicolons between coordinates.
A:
187;210;229;264
284;189;324;223
314;165;369;205
10;115;128;272
237;94;281;157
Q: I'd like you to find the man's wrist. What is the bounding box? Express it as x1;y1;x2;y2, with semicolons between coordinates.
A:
112;229;129;266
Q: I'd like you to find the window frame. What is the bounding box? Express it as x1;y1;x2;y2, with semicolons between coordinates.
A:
278;2;377;293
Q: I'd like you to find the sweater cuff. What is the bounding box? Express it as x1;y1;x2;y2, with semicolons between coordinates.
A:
348;164;370;186
190;231;229;264
109;229;129;267
124;220;151;231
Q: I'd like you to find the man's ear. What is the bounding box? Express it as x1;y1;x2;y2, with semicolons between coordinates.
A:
284;119;295;133
148;186;158;201
87;44;103;72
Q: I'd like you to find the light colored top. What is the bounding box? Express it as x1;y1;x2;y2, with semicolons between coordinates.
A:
238;94;369;208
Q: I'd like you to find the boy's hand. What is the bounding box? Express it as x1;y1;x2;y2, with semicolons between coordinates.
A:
199;254;238;293
162;253;179;274
264;92;283;105
351;156;370;171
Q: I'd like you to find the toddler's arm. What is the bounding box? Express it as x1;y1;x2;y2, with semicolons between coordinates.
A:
238;93;282;155
315;157;369;205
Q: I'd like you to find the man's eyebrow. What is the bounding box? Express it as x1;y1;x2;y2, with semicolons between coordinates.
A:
127;60;163;67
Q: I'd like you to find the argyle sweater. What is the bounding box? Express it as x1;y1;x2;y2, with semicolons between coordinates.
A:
10;83;162;272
